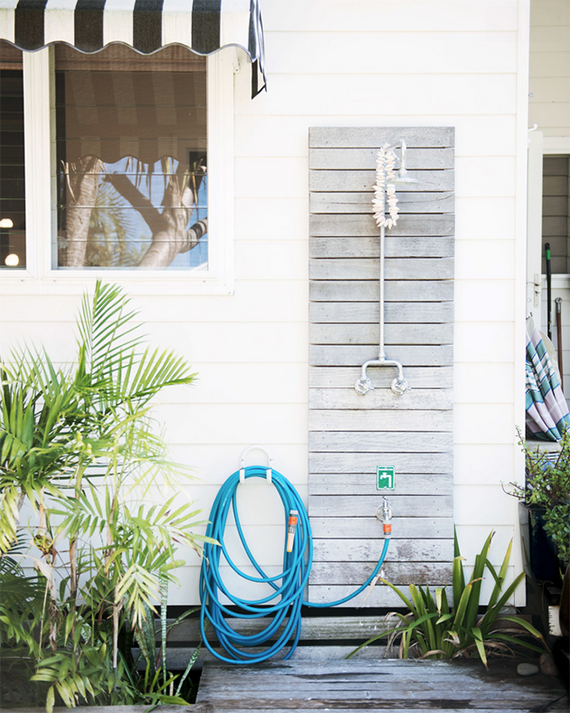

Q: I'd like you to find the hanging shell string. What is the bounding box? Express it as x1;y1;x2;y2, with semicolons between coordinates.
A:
372;144;399;229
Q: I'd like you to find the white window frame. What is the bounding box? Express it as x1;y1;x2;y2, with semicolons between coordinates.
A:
0;45;235;296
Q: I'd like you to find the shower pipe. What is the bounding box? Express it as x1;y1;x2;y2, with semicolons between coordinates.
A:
355;141;415;396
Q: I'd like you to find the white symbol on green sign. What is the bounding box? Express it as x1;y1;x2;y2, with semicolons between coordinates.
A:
377;466;395;490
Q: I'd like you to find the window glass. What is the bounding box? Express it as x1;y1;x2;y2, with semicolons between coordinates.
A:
55;45;207;270
0;41;25;269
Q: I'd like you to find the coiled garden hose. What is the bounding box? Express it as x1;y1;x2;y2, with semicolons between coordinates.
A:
199;465;391;664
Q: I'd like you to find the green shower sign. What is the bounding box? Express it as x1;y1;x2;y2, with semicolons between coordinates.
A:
376;466;395;491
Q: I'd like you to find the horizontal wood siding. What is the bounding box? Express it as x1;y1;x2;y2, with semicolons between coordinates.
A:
308;127;455;601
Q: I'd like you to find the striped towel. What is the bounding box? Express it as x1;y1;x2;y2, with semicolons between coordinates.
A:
525;315;570;441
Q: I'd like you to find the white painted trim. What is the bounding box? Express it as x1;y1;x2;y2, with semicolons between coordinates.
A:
21;48;53;279
543;137;570;155
527;130;544;326
0;48;236;296
514;0;532;607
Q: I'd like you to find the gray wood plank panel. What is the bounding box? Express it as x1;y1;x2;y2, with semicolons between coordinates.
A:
309;409;453;432
310;191;455;214
309;473;453;495
310;280;454;302
309;431;453;453
309;452;453;474
310;169;454;193
310;345;454;367
309;302;454;324
308;127;454;599
313;539;453;563
309;366;453;389
309;126;455;148
310;236;455;258
310;494;453;517
311;323;453;345
310;213;455;237
310;147;455;170
310;516;454;539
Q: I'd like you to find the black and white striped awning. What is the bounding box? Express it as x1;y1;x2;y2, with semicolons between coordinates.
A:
0;0;266;96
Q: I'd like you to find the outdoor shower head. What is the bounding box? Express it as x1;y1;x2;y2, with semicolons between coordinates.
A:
387;140;420;186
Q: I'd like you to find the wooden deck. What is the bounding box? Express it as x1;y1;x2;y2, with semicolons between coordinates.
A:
196;658;569;712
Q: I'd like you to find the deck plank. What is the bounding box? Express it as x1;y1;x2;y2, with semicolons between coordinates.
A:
197;659;568;712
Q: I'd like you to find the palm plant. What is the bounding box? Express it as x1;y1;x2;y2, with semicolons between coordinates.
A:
348;531;547;668
0;281;209;710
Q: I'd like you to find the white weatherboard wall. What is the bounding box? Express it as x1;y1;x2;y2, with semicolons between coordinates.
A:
0;0;530;606
529;0;569;138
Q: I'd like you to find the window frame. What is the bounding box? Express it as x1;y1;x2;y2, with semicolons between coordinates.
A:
0;45;235;295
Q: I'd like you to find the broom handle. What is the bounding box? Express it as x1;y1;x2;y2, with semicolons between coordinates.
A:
556;297;564;392
546;243;552;340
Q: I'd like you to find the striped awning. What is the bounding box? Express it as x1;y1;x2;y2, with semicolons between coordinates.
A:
0;0;266;96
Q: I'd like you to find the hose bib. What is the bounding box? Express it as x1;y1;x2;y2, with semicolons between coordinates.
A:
199;465;391;664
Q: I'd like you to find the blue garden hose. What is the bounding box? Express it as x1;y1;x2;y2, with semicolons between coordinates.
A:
199;465;391;664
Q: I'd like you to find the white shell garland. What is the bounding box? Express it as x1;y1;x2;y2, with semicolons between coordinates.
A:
372;144;399;230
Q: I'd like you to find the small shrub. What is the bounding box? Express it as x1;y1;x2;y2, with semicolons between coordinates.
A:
348;531;546;668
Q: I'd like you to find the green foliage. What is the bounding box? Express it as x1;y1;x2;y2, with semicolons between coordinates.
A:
542;502;570;567
512;428;570;567
348;531;547;668
0;281;207;710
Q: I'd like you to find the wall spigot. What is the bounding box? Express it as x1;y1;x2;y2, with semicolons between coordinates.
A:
376;497;393;538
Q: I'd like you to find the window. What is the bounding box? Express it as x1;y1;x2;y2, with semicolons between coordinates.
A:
55;45;207;270
0;43;235;293
0;41;25;269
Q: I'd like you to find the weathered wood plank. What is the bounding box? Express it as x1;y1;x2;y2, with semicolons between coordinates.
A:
310;213;455;237
311;322;453;346
309;409;453;432
309;452;453;474
309;126;455;148
310;516;454;539
310;169;454;193
309;302;454;324
308;584;449;608
309;495;453;518
198;659;568;711
310;147;455;170
309;561;453;585
309;472;452;495
310;190;455;214
310;257;454;281
310;236;455;259
309;366;453;389
162;615;396;645
313;539;453;563
309;431;453;453
310;387;452;411
310;279;454;302
310;345;453;367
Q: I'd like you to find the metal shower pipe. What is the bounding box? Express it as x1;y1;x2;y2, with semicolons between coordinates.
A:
354;141;413;396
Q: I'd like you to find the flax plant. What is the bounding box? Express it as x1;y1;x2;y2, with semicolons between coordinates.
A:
0;281;209;710
349;532;546;668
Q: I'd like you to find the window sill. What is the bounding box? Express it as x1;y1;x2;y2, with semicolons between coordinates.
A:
0;270;235;296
